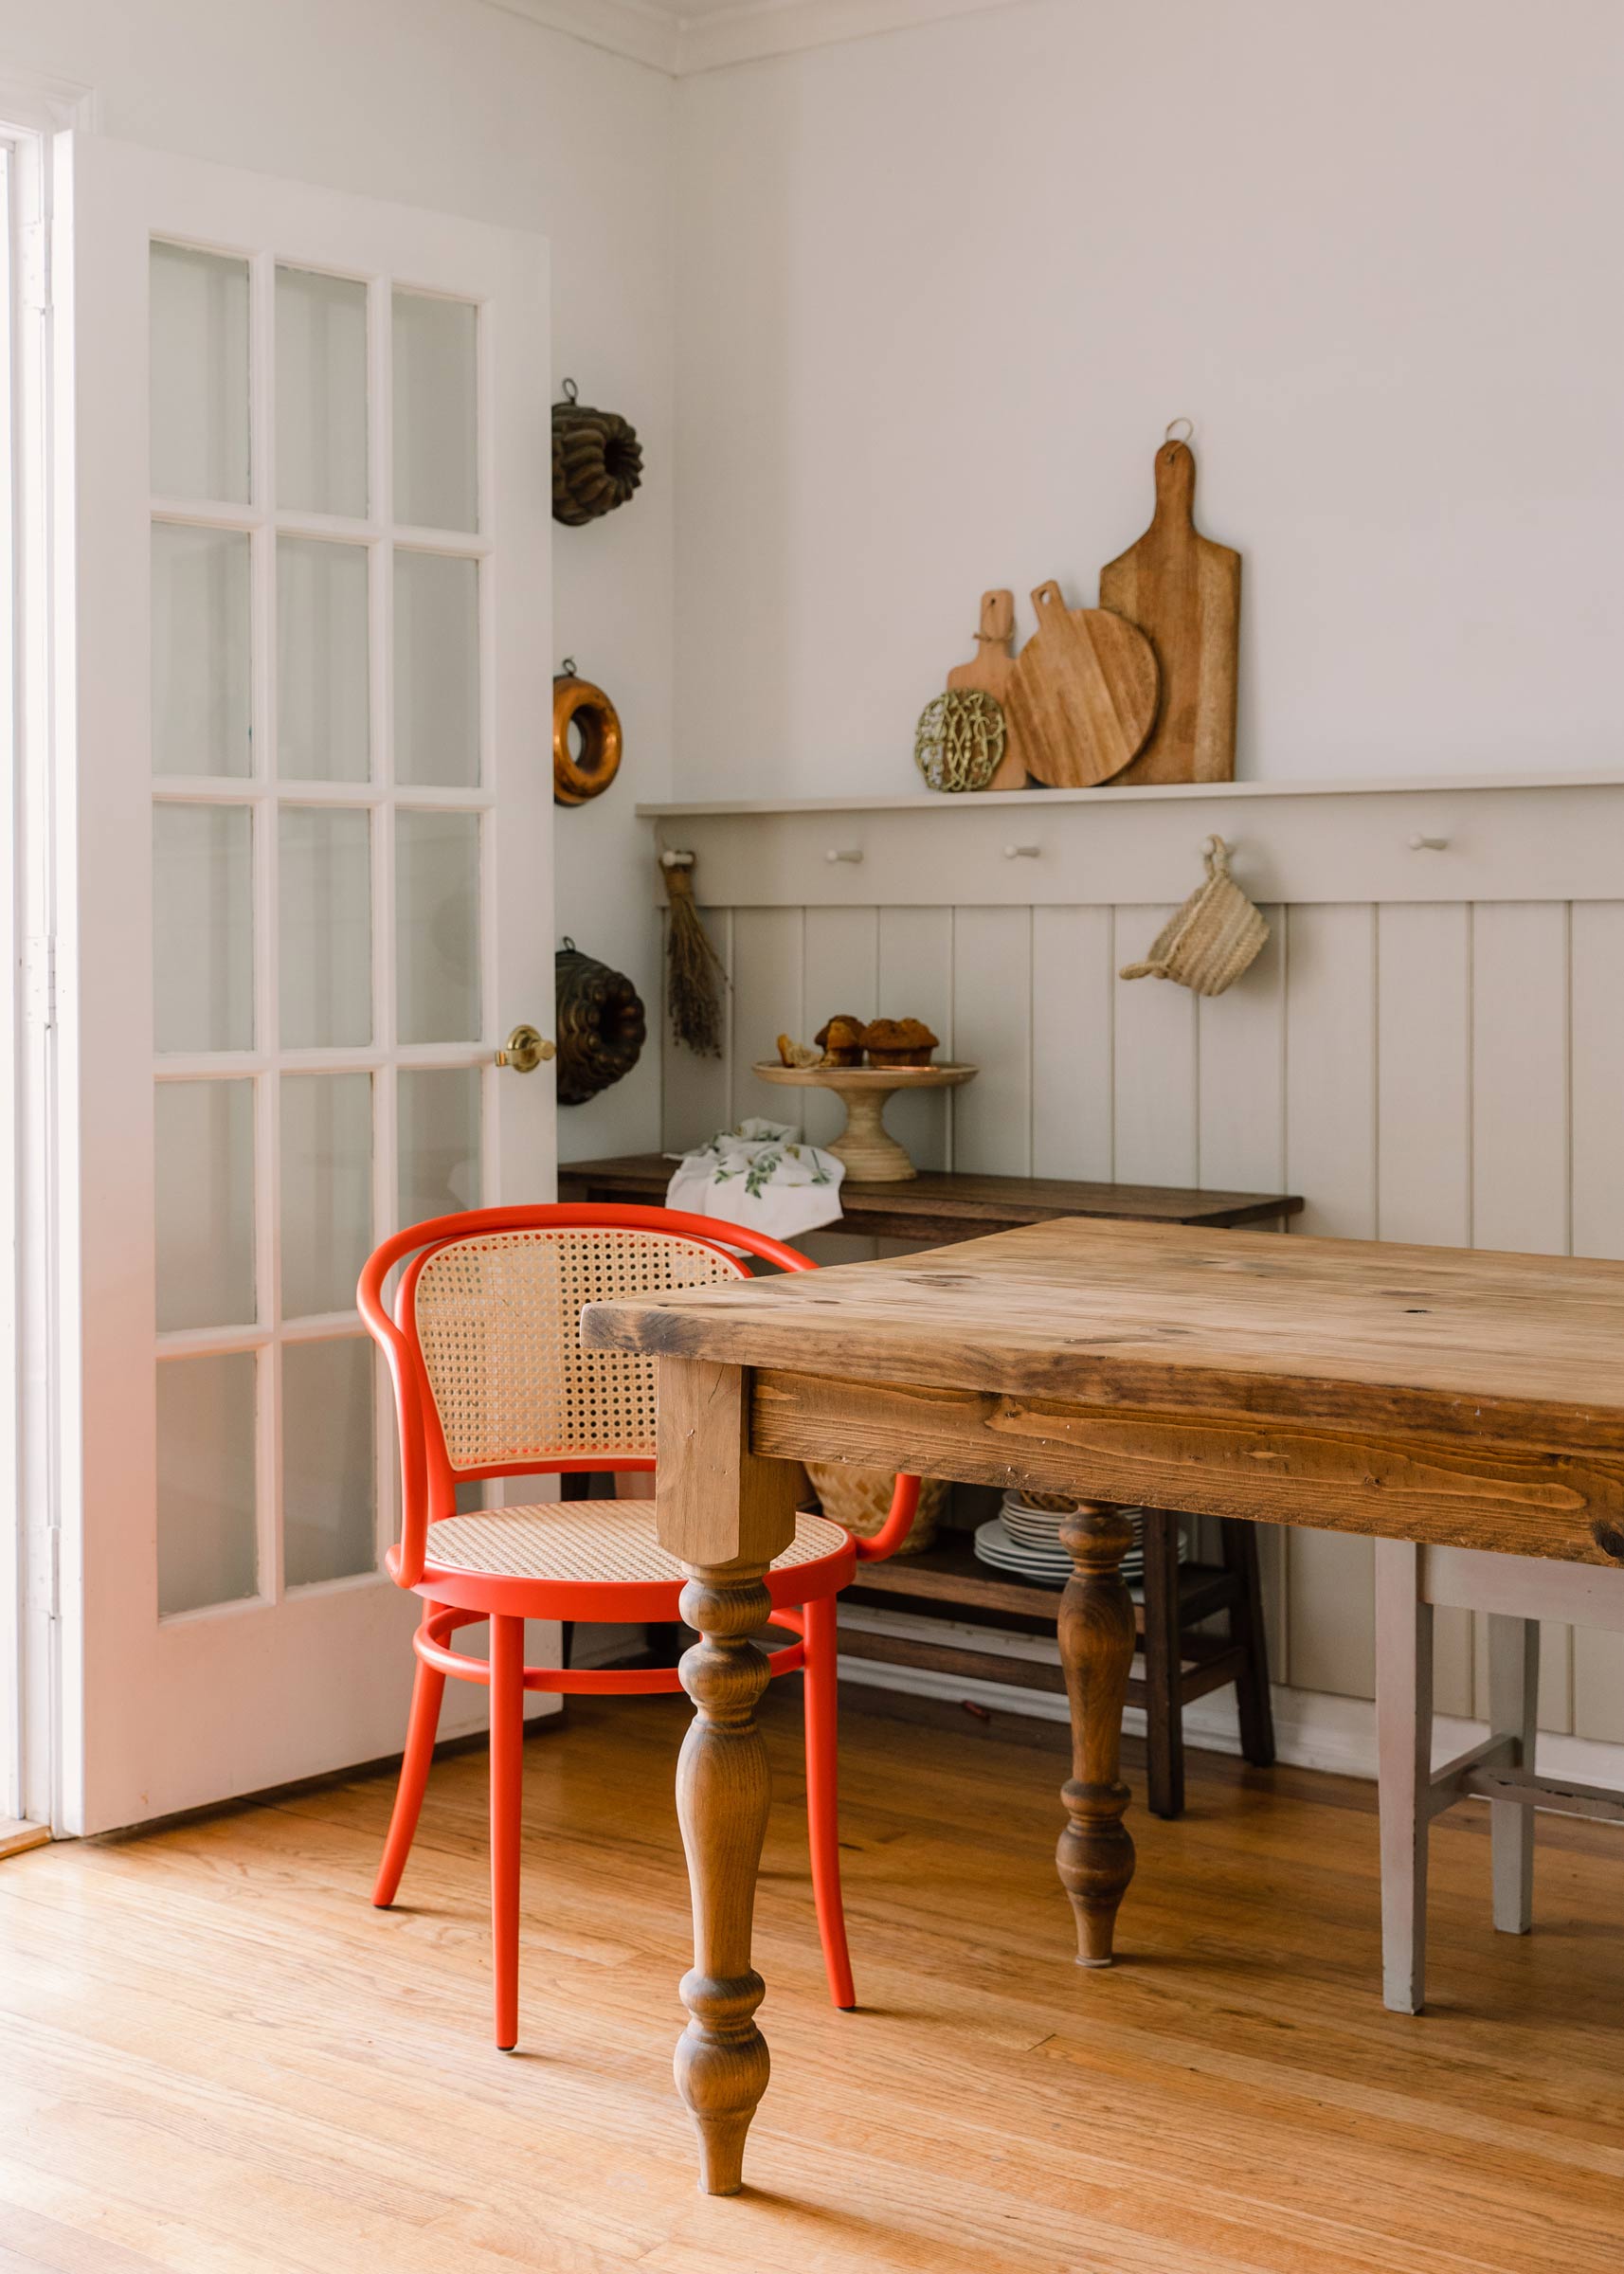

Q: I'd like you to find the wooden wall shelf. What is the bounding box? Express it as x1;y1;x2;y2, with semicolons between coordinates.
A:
639;767;1624;820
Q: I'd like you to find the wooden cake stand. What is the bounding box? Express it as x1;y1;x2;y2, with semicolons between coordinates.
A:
752;1060;978;1182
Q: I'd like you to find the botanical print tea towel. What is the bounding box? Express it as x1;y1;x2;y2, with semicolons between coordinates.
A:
665;1118;845;1240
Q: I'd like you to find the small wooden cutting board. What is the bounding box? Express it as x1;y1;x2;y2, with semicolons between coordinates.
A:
946;589;1027;790
1003;583;1159;787
1099;439;1240;784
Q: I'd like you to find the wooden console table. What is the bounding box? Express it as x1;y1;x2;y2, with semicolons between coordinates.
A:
581;1218;1624;2195
557;1154;1303;1243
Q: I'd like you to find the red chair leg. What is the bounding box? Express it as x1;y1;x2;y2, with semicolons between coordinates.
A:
490;1614;526;2051
803;1593;856;2011
372;1627;448;1908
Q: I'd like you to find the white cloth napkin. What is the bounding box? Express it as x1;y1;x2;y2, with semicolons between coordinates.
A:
664;1118;845;1241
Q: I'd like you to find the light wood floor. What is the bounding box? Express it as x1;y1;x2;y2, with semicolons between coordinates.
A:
1;1683;1620;2274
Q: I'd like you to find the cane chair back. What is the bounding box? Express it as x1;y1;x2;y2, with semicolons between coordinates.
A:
409;1224;742;1472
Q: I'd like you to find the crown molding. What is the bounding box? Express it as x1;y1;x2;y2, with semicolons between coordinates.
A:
679;0;1029;74
480;0;682;74
482;0;1029;76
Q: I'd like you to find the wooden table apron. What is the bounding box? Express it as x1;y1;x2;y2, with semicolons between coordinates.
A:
580;1218;1624;2195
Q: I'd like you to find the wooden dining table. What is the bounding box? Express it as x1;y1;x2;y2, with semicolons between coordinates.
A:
580;1216;1624;2196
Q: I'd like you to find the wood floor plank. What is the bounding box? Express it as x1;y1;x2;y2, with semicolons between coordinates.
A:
2;1687;1619;2273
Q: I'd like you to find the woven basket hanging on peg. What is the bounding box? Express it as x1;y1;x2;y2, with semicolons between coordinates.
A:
913;688;1006;793
659;850;728;1056
1119;836;1269;997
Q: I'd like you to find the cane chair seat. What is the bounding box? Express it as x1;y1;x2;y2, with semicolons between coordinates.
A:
424;1501;847;1588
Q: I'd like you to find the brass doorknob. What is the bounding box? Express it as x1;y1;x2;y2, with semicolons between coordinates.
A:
496;1023;555;1072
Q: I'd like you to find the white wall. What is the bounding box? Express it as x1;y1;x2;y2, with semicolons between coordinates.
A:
673;0;1624;800
8;0;674;1157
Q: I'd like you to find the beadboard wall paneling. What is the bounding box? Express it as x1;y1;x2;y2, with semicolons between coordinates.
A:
1113;908;1199;1189
655;804;1624;1744
1570;899;1624;1264
877;906;953;1171
1031;907;1113;1182
951;909;1032;1178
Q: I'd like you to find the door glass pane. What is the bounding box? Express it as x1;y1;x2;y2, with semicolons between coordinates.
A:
396;810;480;1043
154;1080;255;1331
283;1338;375;1587
398;1067;481;1227
392;291;478;531
281;1074;371;1318
278;539;369;781
150;242;249;503
157;1351;258;1615
153;524;252;778
153;804;254;1053
276;266;369;517
393;551;478;787
279;808;371;1048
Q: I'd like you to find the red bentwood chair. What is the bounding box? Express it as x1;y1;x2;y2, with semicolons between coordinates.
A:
357;1202;919;2050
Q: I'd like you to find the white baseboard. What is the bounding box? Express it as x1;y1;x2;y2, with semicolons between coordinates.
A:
835;1646;1624;1792
574;1606;1624;1793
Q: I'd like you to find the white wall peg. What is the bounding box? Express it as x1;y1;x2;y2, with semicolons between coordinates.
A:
659;848;695;870
1003;843;1040;859
1409;834;1450;852
825;847;863;864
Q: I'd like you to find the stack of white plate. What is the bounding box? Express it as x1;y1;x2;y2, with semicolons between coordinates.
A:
973;1495;1184;1588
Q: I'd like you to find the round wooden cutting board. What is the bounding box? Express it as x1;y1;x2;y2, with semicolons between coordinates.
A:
1004;580;1160;787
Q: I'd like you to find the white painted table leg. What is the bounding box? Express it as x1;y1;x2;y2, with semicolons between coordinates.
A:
1487;1613;1539;1935
1375;1538;1434;2015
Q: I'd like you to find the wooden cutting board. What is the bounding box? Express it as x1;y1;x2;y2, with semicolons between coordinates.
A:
1099;438;1240;784
1003;582;1159;787
946;589;1027;790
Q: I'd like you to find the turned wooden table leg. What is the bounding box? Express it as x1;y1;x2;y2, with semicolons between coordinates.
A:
1056;1501;1137;1967
673;1561;775;2197
654;1357;800;2197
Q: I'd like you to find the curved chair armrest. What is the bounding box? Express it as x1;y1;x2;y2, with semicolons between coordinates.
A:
356;1258;434;1589
853;1474;922;1563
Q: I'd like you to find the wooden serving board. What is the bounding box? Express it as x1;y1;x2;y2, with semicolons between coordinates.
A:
1003;582;1159;787
1099;439;1240;784
946;589;1026;790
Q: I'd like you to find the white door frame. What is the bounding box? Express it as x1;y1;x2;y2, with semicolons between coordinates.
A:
0;72;95;1837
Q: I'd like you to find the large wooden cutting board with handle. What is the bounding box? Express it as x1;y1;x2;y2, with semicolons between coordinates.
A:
1003;582;1159;787
1099;437;1240;784
946;589;1027;790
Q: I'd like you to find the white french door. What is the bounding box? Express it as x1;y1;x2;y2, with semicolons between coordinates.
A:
55;135;555;1833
